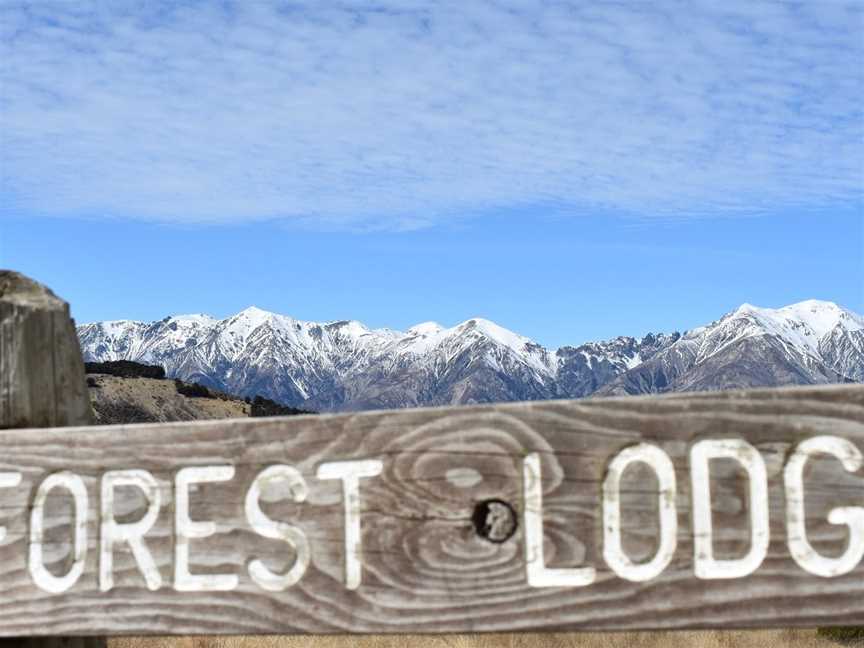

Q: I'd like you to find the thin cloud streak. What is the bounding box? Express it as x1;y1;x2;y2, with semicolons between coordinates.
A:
1;1;861;227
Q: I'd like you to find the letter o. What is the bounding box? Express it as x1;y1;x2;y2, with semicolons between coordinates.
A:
29;471;89;593
603;443;677;582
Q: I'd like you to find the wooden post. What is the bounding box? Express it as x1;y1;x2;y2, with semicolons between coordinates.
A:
0;271;92;429
0;271;101;647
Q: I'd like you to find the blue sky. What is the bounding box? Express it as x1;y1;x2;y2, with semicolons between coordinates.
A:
2;210;861;348
1;1;862;347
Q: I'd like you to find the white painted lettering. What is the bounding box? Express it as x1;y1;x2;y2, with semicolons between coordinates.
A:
29;471;88;593
785;436;864;577
0;472;22;543
100;469;162;591
691;439;769;579
174;466;238;592
523;452;596;587
316;459;382;590
603;443;677;582
245;465;311;591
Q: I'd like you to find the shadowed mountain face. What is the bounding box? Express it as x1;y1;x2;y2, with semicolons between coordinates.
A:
78;300;863;411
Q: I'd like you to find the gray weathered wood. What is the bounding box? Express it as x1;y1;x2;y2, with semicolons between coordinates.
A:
0;271;101;646
0;271;92;429
0;384;859;636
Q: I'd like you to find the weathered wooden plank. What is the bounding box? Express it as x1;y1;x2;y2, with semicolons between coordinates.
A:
0;384;859;636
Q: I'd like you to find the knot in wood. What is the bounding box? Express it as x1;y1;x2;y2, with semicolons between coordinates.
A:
472;499;517;543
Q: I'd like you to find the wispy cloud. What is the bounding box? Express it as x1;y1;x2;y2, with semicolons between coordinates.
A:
1;1;861;227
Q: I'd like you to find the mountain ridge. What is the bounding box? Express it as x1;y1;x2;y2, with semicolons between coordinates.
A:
78;299;863;411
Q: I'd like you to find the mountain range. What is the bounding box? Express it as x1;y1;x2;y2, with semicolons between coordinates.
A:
77;300;863;412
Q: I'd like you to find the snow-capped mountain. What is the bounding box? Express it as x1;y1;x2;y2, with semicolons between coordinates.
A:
78;300;863;411
597;300;864;396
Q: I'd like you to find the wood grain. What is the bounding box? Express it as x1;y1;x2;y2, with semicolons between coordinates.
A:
0;384;859;636
0;270;103;646
0;270;92;429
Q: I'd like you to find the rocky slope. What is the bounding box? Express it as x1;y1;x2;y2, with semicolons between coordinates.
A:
78;300;863;411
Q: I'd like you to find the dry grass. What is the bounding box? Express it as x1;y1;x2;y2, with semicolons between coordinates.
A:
110;629;852;648
88;375;249;424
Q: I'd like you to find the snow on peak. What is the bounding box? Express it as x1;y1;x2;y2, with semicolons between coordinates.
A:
89;318;142;331
326;319;372;338
732;300;862;334
220;306;290;344
407;321;444;336
236;305;275;319
168;313;217;327
396;317;544;368
79;300;862;398
775;300;863;337
456;318;534;352
714;299;864;359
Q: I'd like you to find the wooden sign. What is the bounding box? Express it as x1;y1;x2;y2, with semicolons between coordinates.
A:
0;384;861;637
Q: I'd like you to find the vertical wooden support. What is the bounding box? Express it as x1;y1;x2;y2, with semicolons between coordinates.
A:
0;271;92;428
0;271;101;646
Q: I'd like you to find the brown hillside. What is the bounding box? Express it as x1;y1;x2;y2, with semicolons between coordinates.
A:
87;374;250;424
